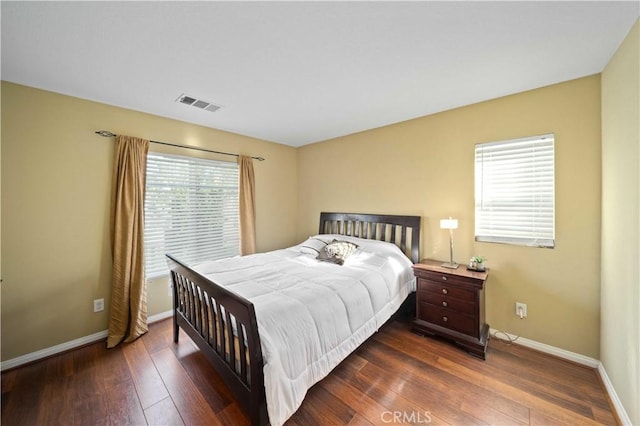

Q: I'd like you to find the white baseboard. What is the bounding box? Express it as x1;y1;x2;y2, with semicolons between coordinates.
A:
148;309;173;323
597;363;634;425
0;329;109;372
489;328;599;367
1;310;174;372
490;328;632;424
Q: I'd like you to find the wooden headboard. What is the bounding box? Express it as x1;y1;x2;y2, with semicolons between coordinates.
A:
319;212;421;263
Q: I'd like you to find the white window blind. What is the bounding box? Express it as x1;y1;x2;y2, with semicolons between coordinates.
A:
475;134;555;248
144;152;240;278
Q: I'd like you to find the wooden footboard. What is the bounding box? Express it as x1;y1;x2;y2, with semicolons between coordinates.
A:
166;212;421;425
166;254;268;426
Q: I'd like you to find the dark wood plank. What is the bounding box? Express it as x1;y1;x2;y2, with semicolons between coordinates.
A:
169;338;234;413
70;345;109;425
353;337;525;425
37;374;76;425
317;369;390;425
104;379;148;425
142;317;174;355
321;348;454;425
122;338;170;410
381;321;611;424
0;317;618;426
592;405;618;425
288;384;356;425
347;413;376;426
217;402;251;426
489;338;603;390
1;362;48;426
354;359;489;426
372;326;531;423
433;351;606;425
72;390;109;426
99;342;134;390
151;347;223;426
0;370;14;417
490;338;614;412
1;369;17;394
144;396;185;426
318;364;451;426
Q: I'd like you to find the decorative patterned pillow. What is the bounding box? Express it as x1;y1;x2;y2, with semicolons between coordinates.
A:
296;237;328;255
316;239;359;265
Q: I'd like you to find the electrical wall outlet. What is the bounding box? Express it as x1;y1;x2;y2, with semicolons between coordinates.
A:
515;302;527;319
93;298;104;313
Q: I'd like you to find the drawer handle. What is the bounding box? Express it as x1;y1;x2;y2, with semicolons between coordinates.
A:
442;288;448;295
441;276;448;281
442;316;448;322
442;301;448;307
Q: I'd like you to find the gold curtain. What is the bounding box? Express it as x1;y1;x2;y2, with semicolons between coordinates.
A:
238;155;256;255
107;136;149;348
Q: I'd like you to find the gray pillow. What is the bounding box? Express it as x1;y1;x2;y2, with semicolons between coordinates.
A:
316;239;358;265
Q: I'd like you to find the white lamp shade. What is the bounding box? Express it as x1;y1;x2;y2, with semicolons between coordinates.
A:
440;218;458;229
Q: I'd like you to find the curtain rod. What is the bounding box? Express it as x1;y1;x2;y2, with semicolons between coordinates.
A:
95;130;265;161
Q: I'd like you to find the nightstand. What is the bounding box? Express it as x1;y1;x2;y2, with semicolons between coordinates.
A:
411;259;490;359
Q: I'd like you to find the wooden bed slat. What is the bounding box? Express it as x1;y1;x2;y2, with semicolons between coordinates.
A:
210;297;219;351
402;226;408;255
239;324;248;385
220;306;228;364
225;311;235;373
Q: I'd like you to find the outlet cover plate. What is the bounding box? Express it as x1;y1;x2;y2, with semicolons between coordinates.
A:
94;298;104;313
515;302;527;318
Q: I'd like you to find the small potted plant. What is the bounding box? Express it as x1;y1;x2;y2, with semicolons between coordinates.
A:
469;256;486;271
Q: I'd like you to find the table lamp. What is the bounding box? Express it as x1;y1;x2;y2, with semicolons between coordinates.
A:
440;217;459;269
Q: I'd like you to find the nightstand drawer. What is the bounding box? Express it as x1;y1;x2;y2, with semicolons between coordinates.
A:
419;302;475;335
418;278;474;302
418;291;475;314
414;269;478;289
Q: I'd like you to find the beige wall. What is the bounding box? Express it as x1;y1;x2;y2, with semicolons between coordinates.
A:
0;75;605;363
601;19;640;424
1;82;298;361
298;75;602;357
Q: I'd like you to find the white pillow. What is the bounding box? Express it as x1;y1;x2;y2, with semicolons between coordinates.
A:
295;237;328;255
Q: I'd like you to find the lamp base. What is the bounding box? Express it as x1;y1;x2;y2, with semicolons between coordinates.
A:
441;262;459;269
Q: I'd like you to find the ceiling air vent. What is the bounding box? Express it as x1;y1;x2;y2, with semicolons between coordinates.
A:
176;93;221;113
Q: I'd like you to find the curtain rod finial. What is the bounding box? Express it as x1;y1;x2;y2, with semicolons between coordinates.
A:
95;130;116;137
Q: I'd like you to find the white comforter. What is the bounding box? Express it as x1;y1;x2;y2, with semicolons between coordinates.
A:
192;234;416;426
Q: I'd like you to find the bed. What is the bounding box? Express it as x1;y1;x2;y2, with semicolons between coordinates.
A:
166;212;421;425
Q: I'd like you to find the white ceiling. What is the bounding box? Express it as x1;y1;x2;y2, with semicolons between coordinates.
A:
1;1;638;147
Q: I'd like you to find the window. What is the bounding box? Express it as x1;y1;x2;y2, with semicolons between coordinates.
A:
475;134;555;248
144;152;240;278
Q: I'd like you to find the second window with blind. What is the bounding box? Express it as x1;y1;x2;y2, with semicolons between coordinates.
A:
474;134;555;248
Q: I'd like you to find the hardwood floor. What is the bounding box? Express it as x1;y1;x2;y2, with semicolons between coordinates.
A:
2;317;617;425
